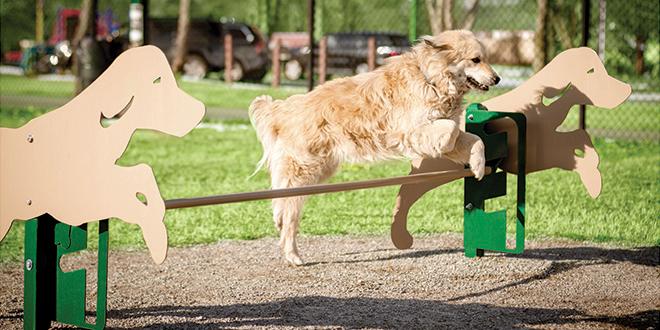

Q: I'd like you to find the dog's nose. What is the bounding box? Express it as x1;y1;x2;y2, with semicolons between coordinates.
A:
494;76;501;84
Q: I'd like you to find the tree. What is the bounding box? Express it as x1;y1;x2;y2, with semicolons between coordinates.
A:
171;0;191;73
425;0;480;35
607;0;659;75
533;0;548;72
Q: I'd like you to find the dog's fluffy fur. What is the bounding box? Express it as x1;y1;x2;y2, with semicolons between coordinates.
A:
249;30;500;265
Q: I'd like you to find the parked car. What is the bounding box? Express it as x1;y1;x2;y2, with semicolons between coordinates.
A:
284;32;410;80
148;18;268;81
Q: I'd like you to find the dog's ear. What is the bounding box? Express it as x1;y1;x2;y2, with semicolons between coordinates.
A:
421;35;452;52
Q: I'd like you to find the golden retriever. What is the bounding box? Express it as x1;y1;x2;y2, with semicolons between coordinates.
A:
249;30;500;265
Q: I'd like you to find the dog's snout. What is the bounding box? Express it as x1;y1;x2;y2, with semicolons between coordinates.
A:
494;76;501;84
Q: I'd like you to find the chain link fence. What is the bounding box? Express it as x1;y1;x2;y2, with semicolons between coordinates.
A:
0;0;658;140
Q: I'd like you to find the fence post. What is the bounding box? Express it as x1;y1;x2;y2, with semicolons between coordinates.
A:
368;36;376;71
409;0;417;43
307;0;315;91
319;36;327;84
272;38;281;88
579;0;591;130
224;34;233;84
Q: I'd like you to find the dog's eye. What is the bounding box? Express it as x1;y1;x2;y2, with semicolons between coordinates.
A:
153;77;161;84
471;58;481;64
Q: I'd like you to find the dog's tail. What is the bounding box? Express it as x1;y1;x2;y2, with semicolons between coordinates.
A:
248;95;276;177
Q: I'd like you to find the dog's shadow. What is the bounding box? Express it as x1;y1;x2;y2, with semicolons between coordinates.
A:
105;296;657;329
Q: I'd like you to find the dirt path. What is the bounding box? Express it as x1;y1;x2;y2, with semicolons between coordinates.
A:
1;234;658;329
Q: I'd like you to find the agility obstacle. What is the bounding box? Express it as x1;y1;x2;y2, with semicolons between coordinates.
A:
1;46;631;330
19;103;526;330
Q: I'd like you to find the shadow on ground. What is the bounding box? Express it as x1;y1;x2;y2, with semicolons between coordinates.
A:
1;245;657;329
333;245;659;267
105;245;658;329
107;297;658;329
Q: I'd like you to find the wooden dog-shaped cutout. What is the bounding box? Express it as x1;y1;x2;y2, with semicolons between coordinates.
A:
0;46;205;264
391;47;631;249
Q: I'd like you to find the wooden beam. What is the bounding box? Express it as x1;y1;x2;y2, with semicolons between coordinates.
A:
164;167;490;210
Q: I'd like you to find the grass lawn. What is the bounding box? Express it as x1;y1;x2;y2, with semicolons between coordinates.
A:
1;74;658;137
0;74;304;110
0;106;658;262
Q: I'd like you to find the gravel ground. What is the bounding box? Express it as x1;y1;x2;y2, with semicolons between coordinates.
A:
1;234;658;329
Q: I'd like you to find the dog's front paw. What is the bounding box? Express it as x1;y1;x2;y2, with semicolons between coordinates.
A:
469;140;485;180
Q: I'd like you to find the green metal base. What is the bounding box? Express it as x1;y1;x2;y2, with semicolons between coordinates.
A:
464;103;527;258
24;215;108;330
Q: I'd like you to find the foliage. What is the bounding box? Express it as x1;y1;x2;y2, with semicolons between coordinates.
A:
603;0;660;79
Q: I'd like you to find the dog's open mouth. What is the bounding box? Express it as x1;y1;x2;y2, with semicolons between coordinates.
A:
467;76;489;91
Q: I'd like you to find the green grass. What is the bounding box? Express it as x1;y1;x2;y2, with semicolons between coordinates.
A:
2;74;656;137
0;74;304;110
0;106;658;262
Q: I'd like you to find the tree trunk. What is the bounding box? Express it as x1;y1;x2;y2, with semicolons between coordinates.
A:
533;0;548;72
442;0;453;30
426;0;480;34
461;0;480;30
35;0;44;44
73;0;97;94
425;0;444;35
634;36;645;74
171;0;191;73
72;0;94;48
597;0;606;61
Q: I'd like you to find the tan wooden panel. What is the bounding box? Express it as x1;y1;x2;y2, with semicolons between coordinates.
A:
0;46;206;264
392;47;632;249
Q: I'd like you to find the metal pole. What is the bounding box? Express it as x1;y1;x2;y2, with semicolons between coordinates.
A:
142;0;149;44
307;0;315;91
164;167;491;210
409;0;417;43
579;0;591;130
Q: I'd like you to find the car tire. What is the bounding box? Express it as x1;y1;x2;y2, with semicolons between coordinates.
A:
284;59;303;80
183;54;208;80
355;62;370;75
227;61;244;81
244;68;267;82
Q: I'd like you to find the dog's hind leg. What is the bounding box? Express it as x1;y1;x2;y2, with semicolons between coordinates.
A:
270;155;336;266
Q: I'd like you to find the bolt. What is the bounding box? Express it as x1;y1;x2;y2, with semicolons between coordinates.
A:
25;259;33;271
26;199;32;206
467;114;474;121
27;134;34;143
465;203;473;210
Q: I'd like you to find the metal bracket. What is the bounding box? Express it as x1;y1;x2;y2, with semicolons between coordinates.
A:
24;215;108;330
464;103;527;258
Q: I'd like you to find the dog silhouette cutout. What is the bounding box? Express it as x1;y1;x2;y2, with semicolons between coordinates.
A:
0;45;206;264
391;47;631;249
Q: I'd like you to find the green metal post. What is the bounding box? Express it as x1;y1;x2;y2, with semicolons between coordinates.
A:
463;103;527;258
409;0;418;43
24;215;109;330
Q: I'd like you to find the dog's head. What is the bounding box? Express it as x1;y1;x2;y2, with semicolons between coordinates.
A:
414;30;500;92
